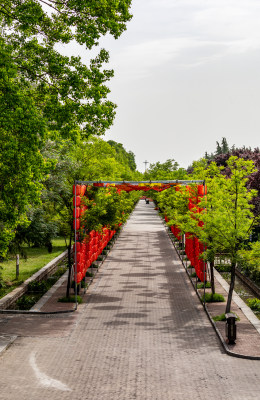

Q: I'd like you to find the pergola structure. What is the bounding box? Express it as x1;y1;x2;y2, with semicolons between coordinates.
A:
74;179;205;191
73;180;206;303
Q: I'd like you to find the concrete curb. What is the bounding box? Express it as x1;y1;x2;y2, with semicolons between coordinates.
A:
0;335;17;357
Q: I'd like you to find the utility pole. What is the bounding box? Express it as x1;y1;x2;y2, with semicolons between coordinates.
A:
143;160;149;172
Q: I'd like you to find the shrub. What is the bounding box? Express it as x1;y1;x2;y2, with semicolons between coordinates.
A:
27;280;49;293
201;293;225;303
197;282;211;289
16;295;39;310
247;298;260;311
80;280;88;288
214;264;231;273
58;295;82;303
213;313;240;321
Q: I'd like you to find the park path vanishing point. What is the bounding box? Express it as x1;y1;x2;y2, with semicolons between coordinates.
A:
0;200;260;400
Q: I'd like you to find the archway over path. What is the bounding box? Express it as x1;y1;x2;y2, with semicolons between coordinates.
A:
72;180;206;300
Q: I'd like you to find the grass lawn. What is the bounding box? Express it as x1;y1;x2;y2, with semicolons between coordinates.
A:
0;238;67;299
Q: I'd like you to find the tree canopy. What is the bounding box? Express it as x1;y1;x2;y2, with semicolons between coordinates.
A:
107;140;137;171
144;159;188;181
0;0;133;257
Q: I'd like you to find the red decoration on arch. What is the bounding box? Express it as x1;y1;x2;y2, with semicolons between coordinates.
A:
72;181;207;284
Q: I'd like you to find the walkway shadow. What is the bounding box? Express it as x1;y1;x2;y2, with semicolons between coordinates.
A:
87;293;122;304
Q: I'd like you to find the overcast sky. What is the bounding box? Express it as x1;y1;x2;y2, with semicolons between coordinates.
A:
63;0;260;171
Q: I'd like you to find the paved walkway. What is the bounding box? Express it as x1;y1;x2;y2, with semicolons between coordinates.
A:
0;201;260;399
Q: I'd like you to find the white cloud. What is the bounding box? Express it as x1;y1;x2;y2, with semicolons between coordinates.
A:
107;0;260;78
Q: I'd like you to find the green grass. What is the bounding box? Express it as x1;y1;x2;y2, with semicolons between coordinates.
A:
0;238;67;299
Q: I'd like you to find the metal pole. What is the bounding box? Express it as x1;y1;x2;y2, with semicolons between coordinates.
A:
84;276;86;294
75;180;205;185
143;161;149;172
74;182;78;309
203;180;206;308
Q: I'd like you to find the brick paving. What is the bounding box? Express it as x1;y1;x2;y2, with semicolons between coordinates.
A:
0;200;260;400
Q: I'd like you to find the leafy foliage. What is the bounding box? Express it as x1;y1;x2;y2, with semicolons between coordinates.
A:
0;39;50;257
0;0;132;139
107;140;137;171
41;137;140;244
156;156;258;312
14;208;58;249
247;298;260;312
237;242;260;286
143;159;188;181
81;187;140;233
0;0;133;257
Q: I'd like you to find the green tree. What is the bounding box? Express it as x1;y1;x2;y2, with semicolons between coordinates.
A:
144;159;188;180
0;0;132;139
156;157;258;307
107;140;137;171
221;137;229;154
0;39;51;257
191;157;257;312
0;0;133;256
215;137;230;155
39;137;139;264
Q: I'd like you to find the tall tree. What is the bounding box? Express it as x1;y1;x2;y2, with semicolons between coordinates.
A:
0;0;133;256
192;157;257;312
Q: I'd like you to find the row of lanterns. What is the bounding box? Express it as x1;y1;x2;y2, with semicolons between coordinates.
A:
73;184;116;284
165;184;207;282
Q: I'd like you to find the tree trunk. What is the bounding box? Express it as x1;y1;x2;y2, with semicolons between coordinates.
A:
225;258;236;313
210;260;215;295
